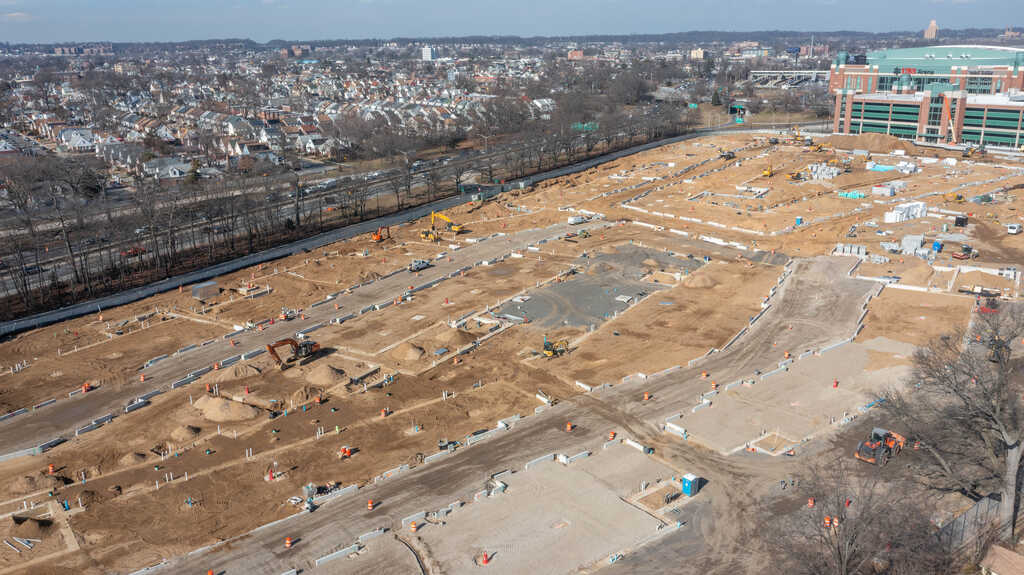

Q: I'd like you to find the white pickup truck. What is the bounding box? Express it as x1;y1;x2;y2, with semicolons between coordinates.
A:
408;259;431;272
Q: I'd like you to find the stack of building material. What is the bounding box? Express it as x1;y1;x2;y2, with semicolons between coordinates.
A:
883;201;928;224
900;234;924;255
872;185;895;197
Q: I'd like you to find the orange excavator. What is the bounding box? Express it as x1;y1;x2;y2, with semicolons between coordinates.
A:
266;338;321;370
854;428;906;466
371;226;390;243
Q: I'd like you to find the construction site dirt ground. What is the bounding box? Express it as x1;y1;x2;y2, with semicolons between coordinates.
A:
0;131;1021;574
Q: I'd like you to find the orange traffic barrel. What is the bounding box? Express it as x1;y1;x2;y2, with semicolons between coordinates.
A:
213;362;220;370
824;516;832;529
643;392;650;401
565;422;573;432
139;374;146;382
285;536;292;549
410;521;418;533
701;371;708;379
48;463;55;475
807;497;815;508
608;431;616;441
380;408;388;418
367;499;374;510
784;351;791;359
82;383;91;393
833;379;839;388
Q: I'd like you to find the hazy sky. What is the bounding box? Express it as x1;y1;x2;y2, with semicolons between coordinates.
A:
0;0;1018;43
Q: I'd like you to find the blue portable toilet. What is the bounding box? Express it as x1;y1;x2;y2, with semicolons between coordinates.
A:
795;216;804;226
681;473;702;496
932;241;943;253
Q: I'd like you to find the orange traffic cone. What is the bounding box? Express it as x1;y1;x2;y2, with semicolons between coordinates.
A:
480;553;490;565
608;431;616;440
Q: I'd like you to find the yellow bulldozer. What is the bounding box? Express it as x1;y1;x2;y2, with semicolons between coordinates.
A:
762;164;775;178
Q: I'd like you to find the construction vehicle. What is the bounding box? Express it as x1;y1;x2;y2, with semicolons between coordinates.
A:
266;337;321;370
943;192;965;203
279;307;298;321
854;428;906;466
787;171;804;182
962;145;987;158
542;335;569;358
578;229;591;239
762;164;775;178
371;226;390;243
719;151;736;161
987;336;1010;363
408;259;430;272
431;211;464;234
952;243;979;260
419;229;440;242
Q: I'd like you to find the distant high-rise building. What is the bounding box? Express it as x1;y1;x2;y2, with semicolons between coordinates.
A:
924;19;939;40
421;46;433;61
689;48;706;60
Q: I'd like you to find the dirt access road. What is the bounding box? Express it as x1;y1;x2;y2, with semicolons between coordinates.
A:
157;256;871;575
0;220;609;454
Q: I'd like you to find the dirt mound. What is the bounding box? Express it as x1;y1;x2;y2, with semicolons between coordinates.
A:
193;396;259;422
683;273;719;288
79;489;101;506
11;516;54;539
435;329;476;347
587;262;615;275
11;474;39;494
641;258;661;268
359;270;382;282
307;363;347;388
210;364;261;383
390;342;425;362
825;134;915;155
170;425;201;442
118;452;147;467
291;385;326;404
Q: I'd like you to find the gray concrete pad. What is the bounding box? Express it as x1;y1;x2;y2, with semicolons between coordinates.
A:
417;451;666;574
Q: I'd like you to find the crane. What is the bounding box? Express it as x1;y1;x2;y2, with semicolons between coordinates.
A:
266;338;321;370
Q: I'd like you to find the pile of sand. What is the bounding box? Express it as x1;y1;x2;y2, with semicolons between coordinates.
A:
210;364;261;383
170;425;201;442
825;134;915;155
435;329;476;347
683;274;719;289
641;258;661;268
193;396;259;422
291;385;325;404
587;262;614;275
359;271;382;282
11;517;54;539
118;452;147;467
307;364;347;388
391;342;425;362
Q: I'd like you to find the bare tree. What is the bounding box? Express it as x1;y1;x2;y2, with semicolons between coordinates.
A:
769;458;956;575
880;306;1024;542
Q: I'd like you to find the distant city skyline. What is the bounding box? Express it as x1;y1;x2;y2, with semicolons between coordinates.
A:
0;0;1020;44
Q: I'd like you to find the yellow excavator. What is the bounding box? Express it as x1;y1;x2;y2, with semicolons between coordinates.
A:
787;171;804;182
543;335;569;358
943;192;965;203
762;164;775;178
266;338;321;370
431;212;464;234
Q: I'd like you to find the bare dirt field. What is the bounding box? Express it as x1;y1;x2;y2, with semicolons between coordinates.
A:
0;131;1020;574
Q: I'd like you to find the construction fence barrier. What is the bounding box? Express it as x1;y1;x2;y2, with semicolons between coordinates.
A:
242;348;265;360
779;359;793;368
38;437;65;452
297;323;324;335
524;453;555;471
423;450;452;464
0;447;38;462
724;380;743;391
497;414;521;429
374;463;410;483
749;305;771;326
722;327;748;350
358;528;385;544
219;355;241;368
314;544;361;567
223;330;245;339
139;390;162;401
798;350;815;360
309;299;330;308
402;511;427;529
691;400;711;413
189;366;212;378
144;354;169;368
818;340;849;355
575;381;593;392
280;570;298;575
331;313;356;325
76;423;102;436
125;400;150;414
93;413;114;425
171;375;198;389
565;451;591;464
174;344;198;356
33;399;56;410
0;408;27;422
312;483;359;505
760;366;787;380
623;438;654;454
